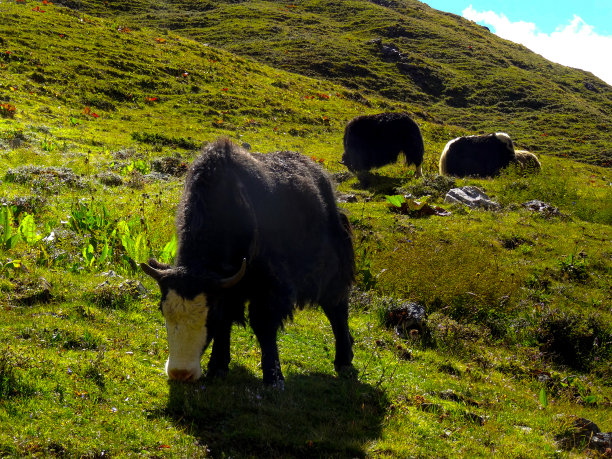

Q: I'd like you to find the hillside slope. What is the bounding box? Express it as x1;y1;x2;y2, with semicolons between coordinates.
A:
1;2;611;458
57;0;612;165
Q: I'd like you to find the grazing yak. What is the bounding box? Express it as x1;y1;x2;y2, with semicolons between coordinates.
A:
141;138;355;387
439;132;517;178
514;149;541;172
341;112;424;178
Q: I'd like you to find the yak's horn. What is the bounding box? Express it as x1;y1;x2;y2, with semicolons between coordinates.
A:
218;258;247;288
140;261;166;281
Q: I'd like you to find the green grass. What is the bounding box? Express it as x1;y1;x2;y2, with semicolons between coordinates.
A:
0;1;611;457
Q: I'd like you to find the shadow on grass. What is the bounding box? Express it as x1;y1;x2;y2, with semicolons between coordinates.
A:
351;171;406;196
163;366;387;458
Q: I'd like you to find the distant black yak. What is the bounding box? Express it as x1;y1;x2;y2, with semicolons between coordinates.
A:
341;112;424;177
141;138;355;387
439;132;517;178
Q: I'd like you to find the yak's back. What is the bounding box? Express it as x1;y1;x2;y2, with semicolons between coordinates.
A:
440;133;515;178
176;139;354;305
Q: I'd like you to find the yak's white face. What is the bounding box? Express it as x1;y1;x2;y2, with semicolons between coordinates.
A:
494;132;513;149
161;289;209;382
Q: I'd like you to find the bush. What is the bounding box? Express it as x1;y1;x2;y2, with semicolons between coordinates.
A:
427;312;490;355
98;172;123;187
87;279;146;310
399;173;456;200
536;309;611;371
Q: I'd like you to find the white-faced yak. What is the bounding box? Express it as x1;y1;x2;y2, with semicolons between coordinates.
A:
514;149;542;173
439;132;517;178
341;112;424;178
141;138;355;388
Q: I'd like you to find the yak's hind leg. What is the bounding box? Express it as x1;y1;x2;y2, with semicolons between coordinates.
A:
321;298;354;374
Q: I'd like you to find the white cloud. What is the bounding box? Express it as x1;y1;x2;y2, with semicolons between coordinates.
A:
462;6;612;85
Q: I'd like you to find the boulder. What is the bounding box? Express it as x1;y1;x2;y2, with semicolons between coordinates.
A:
523;200;562;216
444;186;500;210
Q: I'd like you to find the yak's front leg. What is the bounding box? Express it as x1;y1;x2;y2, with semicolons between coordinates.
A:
206;312;233;379
249;303;285;388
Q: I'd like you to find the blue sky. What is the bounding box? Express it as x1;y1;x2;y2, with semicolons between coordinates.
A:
423;1;612;84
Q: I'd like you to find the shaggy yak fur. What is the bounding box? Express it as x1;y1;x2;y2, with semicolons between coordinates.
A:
141;138;355;387
341;112;424;177
439;132;517;178
514;150;541;172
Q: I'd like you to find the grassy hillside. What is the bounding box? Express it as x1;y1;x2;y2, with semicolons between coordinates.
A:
1;1;611;457
56;0;612;166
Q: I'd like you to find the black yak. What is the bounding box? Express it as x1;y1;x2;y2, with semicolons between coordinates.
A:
439;132;516;178
141;138;355;387
341;112;424;177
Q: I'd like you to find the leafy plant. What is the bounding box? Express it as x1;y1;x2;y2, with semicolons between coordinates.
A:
356;246;378;291
558;252;589;282
158;234;177;264
385;195;450;217
68;201;115;240
40;136;58;153
0;258;22;274
0;206;42;249
538;387;548;408
120;159;151;176
1;205;21;250
18;213;42;245
116;220;150;266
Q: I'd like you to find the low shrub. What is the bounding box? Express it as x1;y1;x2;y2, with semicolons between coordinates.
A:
399;173;456;200
98;171;123;187
4;166;87;192
87;279;146;310
536;308;611;371
427;312;490;355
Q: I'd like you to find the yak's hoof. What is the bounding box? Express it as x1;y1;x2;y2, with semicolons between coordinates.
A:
263;371;285;390
206;368;228;379
263;377;285;391
335;364;358;379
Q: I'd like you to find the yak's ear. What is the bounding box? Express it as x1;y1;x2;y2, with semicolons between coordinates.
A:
140;258;171;282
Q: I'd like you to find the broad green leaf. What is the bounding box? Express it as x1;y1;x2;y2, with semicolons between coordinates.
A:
1;206;14;245
99;240;110;265
159;235;177;264
385;195;405;208
6;234;20;249
539;387;548;408
19;214;41;245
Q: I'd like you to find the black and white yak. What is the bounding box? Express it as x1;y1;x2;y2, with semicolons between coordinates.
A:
439;132;517;178
341;112;424;178
141;138;355;387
